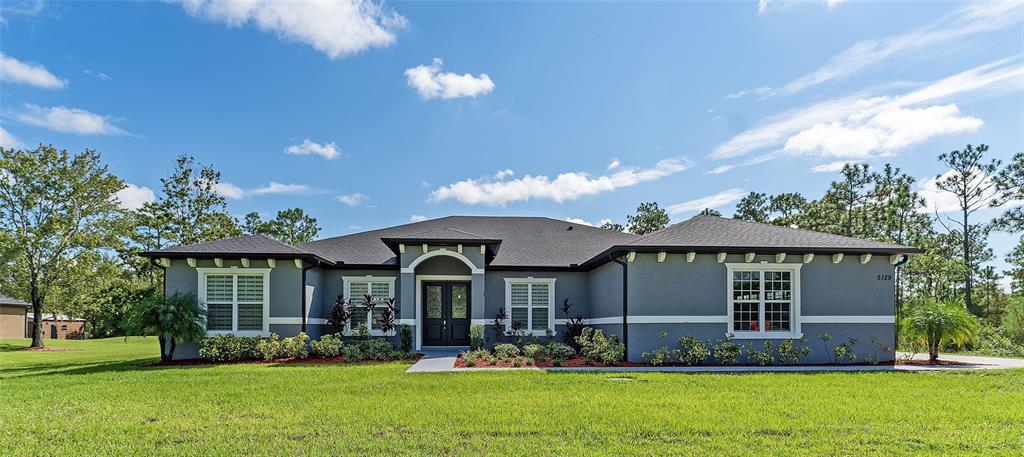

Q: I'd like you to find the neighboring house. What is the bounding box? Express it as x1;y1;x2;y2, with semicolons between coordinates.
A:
142;215;919;362
0;294;31;339
26;313;87;340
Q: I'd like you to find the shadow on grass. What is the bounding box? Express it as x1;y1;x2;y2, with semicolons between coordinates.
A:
2;358;161;379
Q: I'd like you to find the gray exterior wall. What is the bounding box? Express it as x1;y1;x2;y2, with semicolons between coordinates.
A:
164;248;897;364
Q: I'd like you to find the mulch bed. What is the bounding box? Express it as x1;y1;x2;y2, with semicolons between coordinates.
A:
897;359;976;366
142;353;423;367
16;347;78;352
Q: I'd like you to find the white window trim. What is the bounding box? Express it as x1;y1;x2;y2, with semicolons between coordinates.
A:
503;277;556;336
725;262;802;339
197;267;272;337
342;275;396;337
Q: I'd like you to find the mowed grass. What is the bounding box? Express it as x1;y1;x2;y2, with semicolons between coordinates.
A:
1;338;1023;456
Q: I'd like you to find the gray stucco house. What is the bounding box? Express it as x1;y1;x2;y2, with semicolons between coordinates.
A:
142;215;919;363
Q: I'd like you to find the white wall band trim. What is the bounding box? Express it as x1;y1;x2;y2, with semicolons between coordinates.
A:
268;317;416;326
800;315;895;324
341;316;895;327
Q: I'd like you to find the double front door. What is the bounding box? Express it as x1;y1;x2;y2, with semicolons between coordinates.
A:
422;281;470;346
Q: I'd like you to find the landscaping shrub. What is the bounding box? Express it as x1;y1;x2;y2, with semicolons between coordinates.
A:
746;341;775;366
973;325;1024;357
545;342;575;361
356;338;399;360
281;333;309;359
575;327;624;365
678;334;710;365
400;324;414;353
493;343;520;359
463;354;477;367
256;334;283;361
712;334;742;365
775;338;811;365
342;344;363;363
642;332;680;366
310;333;345;358
198;334;263;362
1002;296;1024;344
560;298;587;350
832;338;858;364
469;324;486;350
522;343;547;360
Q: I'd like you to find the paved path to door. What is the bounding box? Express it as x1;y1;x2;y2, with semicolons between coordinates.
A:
406;349;461;373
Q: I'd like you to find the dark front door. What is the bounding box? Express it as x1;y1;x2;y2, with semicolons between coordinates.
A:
422;281;471;346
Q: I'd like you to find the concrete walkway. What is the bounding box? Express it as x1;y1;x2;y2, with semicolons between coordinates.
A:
405;349;461;373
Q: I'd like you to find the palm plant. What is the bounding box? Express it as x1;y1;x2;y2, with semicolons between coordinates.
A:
902;298;979;362
327;293;352;334
126;292;206;362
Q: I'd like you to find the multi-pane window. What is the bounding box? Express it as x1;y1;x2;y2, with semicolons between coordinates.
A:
506;279;554;334
729;267;796;335
201;271;268;334
344;277;394;333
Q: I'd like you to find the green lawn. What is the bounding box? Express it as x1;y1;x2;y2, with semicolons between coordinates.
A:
1;338;1023;456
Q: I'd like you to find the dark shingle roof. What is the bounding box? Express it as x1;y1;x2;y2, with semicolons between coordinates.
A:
146;234;312;257
0;293;30;306
301;216;639;268
625;215;920;253
383;227;497;242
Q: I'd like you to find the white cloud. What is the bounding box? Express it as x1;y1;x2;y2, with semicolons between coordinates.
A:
404;58;495;100
83;69;111;81
0;127;20;148
726;85;771;100
667;188;747;214
409;214;428;222
707;164;735;175
565;217;615;227
758;0;770;14
711;57;1022;160
215;181;308;199
284;139;340;159
809;160;856;173
493;169;514;179
825;0;846;7
782;103;982;159
249;182;311;196
177;0;406;59
336;192;368;207
428;157;693;206
12;104;129;135
607;159;621;170
114;183;156;210
778;2;1023;96
0;53;66;89
214;182;246;199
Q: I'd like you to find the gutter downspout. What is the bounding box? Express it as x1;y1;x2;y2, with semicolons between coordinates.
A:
300;259;320;334
609;252;628;362
893;254;911;351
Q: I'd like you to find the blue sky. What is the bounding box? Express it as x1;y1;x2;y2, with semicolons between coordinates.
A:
1;1;1022;273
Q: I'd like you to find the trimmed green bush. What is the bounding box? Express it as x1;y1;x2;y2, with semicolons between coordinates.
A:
493;343;520;359
256;334;284;361
470;324;486;350
677;334;710;365
713;334;742;365
545;342;575;361
400;324;414;353
575;327;624;365
522;343;547;360
310;333;345;358
281;333;309;359
198;334;264;362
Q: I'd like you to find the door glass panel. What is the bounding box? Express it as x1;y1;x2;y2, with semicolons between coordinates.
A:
426;286;442;319
451;285;467;319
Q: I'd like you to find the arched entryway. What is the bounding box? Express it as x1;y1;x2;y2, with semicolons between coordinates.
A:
413;254;473;347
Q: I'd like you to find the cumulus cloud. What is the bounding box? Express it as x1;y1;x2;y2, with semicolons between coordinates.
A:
404;58;494;100
711;57;1022;161
809;160;856;173
565;217;614;227
114;183;156;210
177;0;406;59
493;169;514;179
11;104;128;135
607;159;621;170
778;2;1023;95
409;214;428;222
428;157;693;206
667;188;747;214
336;192;368;207
0;127;20;148
0;53;66;89
284;139;340;159
215;181;310;199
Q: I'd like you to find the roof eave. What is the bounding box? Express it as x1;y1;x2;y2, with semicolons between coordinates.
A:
578;244;923;270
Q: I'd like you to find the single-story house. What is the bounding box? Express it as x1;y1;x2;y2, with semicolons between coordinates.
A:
0;294;31;339
27;313;87;340
142;215;919;363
